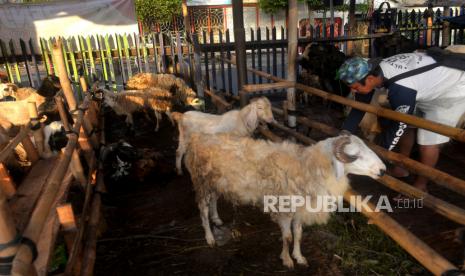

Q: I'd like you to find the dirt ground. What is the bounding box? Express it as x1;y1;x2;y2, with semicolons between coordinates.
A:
94;103;465;276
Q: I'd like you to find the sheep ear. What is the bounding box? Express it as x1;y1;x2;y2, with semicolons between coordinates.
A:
332;158;345;180
245;103;258;130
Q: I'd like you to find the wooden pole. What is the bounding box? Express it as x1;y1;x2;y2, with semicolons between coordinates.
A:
0;185;19;259
0;127;30;164
20;136;39;165
287;0;298;128
218;57;465;142
28;102;50;158
52;38;77;114
232;0;248;107
70;149;86;189
0;164;15;198
442;6;451;47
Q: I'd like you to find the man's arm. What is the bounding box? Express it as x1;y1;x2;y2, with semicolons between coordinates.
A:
381;83;417;150
342;91;374;133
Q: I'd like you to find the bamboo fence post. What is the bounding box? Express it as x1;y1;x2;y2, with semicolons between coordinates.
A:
344;189;458;276
27;102;49;158
20;136;39;165
286;0;298;128
70;149;86;189
0;127;30;164
56;203;78;258
52;38;77;114
0;164;15;198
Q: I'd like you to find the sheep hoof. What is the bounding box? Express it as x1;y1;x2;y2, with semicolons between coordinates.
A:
281;255;294;269
205;234;216;247
294;255;308;267
176;168;183;176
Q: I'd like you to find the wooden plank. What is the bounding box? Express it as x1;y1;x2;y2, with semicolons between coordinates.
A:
97;35;109;88
78;36;90;81
123;35;133;78
219;30;226;90
257;27;263;84
158;32;167;73
61;38;71;78
209;30;217;89
86;36;96;76
104;35;117;91
33;171;73;276
225;29;233;93
202;30;210;89
9;157;58;231
39;38;51;76
134;33;143;73
281;26;285;78
29;38;41;87
242;81;294;93
151;33;159;74
168;33;176;74
250;28;256;84
8;40;21;83
0;39;14;82
141;35;150;73
19;39;33;87
48;38;58;76
116;34;127;85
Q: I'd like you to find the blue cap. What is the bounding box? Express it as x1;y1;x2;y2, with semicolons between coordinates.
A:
336;57;372;85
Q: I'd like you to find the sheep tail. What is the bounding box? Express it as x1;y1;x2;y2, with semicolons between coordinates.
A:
171;112;183;123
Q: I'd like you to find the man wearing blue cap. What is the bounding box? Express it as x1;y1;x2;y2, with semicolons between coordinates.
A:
337;53;465;192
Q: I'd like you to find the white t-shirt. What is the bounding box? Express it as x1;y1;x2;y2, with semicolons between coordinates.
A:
380;52;465;103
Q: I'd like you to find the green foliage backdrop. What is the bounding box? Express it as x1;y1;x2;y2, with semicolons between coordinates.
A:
135;0;182;25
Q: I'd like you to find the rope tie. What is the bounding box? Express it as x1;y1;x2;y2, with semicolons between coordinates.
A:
0;235;38;275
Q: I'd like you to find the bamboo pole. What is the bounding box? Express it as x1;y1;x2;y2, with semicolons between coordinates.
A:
344;189;458;275
204;88;232;110
218;57;465;142
28;102;49;158
0;163;15;198
52;38;77;114
272;107;465;198
20;136;39;165
243;81;295;93
0;127;30;164
70;149;86;189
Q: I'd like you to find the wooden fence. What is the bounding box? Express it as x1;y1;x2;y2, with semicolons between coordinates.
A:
0;39;103;275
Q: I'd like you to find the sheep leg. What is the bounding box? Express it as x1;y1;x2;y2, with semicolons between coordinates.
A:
209;193;223;226
278;216;294;269
175;125;185;175
292;219;308;266
199;197;215;247
153;111;161;132
125;113;134;129
165;111;175;126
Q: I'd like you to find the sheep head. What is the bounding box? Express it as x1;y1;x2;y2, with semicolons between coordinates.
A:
37;75;61;98
251;97;274;123
330;134;385;180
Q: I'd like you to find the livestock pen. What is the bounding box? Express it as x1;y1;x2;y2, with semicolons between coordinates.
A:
0;11;465;274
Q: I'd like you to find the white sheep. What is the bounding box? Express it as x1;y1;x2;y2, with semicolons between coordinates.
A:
184;133;385;268
172;97;275;175
126;73;204;109
96;87;174;132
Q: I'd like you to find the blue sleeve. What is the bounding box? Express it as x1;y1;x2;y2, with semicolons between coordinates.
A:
342;92;374;133
381;83;417;150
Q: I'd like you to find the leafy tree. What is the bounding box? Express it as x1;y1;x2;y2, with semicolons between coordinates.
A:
259;0;367;13
135;0;182;26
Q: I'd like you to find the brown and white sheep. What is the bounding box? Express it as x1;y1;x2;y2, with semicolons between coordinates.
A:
172;97;275;175
96;87;174;131
184;133;385;268
126;73;204;109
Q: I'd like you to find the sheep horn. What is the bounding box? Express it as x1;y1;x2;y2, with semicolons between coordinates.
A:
333;136;358;163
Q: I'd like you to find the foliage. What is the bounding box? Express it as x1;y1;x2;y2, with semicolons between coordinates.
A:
49;244;67;273
259;0;368;13
135;0;182;25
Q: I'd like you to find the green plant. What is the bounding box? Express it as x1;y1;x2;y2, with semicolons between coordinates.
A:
135;0;182;26
259;0;368;13
49;244;67;273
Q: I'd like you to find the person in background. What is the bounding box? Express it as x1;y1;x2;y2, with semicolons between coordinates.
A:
336;54;465;192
